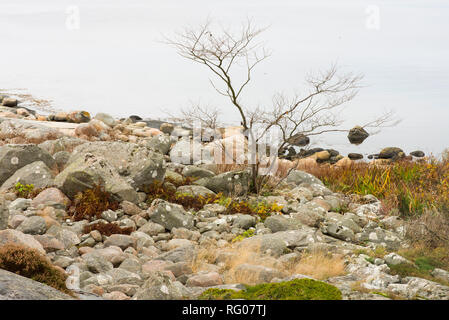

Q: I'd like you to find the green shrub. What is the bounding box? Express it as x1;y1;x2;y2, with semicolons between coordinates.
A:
199;279;342;300
232;229;255;243
14;182;36;198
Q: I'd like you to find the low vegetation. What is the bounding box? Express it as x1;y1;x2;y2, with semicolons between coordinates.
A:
13;182;41;199
304;157;449;217
83;221;134;237
145;180;283;220
199;278;342;300
285;251;346;280
69;185;120;221
0;243;71;295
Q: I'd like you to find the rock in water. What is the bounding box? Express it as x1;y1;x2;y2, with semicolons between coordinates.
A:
348;153;363;160
348;126;369;145
287;133;310;147
410;150;425;158
378;147;404;160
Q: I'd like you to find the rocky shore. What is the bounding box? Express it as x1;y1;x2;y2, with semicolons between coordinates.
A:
0;95;447;300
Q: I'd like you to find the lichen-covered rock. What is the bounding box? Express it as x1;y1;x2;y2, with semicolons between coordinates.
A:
0;229;45;254
0;269;74;300
195;170;249;196
181;166;215;179
286;170;324;186
0;144;56;187
149;199;194;231
16;216;47;235
176;185;216;198
133;271;191;300
145;134;171;155
54;153;139;203
264;215;303;233
67;141;165;192
38;136;86;155
0;161;55;191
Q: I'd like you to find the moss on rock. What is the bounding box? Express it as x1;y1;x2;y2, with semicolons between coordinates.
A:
199;279;342;300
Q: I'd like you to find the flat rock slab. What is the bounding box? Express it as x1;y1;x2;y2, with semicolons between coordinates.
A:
0;269;74;300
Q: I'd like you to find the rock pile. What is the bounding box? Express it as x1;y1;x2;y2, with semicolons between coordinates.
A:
0;107;440;301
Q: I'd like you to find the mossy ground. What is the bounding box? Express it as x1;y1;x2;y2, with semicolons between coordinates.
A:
199;279;342;300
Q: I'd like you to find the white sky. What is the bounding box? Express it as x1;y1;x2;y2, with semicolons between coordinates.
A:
1;0;448;156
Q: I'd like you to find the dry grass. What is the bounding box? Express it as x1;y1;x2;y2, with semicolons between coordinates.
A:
190;240;346;285
405;210;449;248
285;251;346;280
302;157;449;217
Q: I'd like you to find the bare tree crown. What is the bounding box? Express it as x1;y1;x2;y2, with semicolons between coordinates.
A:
165;19;399;152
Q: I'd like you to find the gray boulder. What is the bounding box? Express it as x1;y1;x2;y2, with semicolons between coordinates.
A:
0;119;63;145
38;136;86;155
94;113;116;127
85;255;114;273
67;141;165;191
133;271;190;300
286;170;324;186
104;234;136;250
0;269;74;300
1;161;55;191
176;185;216;198
0;144;56;186
0;229;45;254
145;134;171;155
16;216;47;235
54;153;139;203
239;229;318;257
181;166;215;179
264;215;303;232
150;199;194;231
233;214;256;230
53;151;71;171
195;170;249;196
0;196;8;230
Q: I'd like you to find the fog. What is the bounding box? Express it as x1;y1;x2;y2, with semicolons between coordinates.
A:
1;0;448;157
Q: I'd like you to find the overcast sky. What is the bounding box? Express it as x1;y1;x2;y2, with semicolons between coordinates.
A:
1;0;448;156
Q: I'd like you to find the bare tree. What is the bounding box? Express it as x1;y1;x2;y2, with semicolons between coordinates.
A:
165;19;398;193
181;102;222;129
